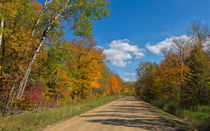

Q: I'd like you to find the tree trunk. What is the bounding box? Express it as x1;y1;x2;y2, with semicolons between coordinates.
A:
2;0;50;112
1;29;5;76
1;0;66;114
0;19;4;76
16;0;69;99
17;9;65;98
17;31;47;98
22;0;48;59
54;71;58;105
0;19;4;47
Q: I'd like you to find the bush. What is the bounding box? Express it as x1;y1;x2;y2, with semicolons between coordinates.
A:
151;101;165;109
162;103;178;114
22;83;45;110
176;105;210;131
150;101;210;130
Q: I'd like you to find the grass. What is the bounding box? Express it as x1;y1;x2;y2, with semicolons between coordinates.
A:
139;97;210;131
147;103;197;131
176;105;210;131
135;97;197;131
0;95;123;131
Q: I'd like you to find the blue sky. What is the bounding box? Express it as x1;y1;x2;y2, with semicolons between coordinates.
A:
66;0;210;81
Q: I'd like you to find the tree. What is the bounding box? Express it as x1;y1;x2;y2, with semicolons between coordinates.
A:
182;21;210;105
67;40;105;99
1;0;111;113
123;82;135;96
0;0;42;113
17;0;110;100
106;74;122;95
184;45;209;105
135;62;157;101
153;38;190;105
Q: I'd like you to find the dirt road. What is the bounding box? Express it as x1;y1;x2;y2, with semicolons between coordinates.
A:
43;96;176;131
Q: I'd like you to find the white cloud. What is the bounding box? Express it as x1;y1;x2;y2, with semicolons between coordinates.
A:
123;78;130;82
146;35;190;55
127;61;132;64
146;35;210;55
103;39;144;67
124;72;136;76
203;38;210;52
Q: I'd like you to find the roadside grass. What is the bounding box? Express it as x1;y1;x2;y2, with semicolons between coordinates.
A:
176;105;210;131
136;97;197;131
152;102;210;131
138;96;210;131
0;95;123;131
145;103;197;131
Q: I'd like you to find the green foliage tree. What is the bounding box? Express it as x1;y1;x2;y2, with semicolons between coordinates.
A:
135;62;158;101
184;45;209;105
182;21;210;105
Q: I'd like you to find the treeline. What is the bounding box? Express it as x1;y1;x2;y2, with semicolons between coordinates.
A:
135;22;210;130
136;21;210;106
136;22;209;107
0;0;127;114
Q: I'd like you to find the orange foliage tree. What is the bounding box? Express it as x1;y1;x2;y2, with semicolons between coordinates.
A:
67;40;105;99
106;74;122;95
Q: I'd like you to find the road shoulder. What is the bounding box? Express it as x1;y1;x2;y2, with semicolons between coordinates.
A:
137;98;197;131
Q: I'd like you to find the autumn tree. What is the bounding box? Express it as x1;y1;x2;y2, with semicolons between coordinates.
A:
135;62;157;101
17;0;110;101
0;0;42;113
183;45;209;105
152;37;191;105
106;74;122;95
98;65;112;95
183;21;210;105
66;40;105;100
135;21;210;109
0;0;111;113
123;82;135;96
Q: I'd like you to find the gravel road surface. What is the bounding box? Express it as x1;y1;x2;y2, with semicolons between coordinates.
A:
43;96;175;131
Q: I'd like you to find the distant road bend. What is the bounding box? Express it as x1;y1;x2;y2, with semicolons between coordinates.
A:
44;96;176;131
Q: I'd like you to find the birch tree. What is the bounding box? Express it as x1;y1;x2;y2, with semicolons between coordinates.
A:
2;0;110;113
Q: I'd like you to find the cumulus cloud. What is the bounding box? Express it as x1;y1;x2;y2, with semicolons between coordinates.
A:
146;35;191;55
103;39;144;67
124;72;136;76
146;35;210;55
203;38;210;52
123;78;130;82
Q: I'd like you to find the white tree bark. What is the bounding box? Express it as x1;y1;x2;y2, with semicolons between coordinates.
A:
2;0;50;113
0;19;4;47
23;0;48;56
17;0;70;98
2;0;62;114
17;35;46;98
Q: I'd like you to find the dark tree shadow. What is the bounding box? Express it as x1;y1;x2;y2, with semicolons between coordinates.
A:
86;118;173;130
80;96;190;131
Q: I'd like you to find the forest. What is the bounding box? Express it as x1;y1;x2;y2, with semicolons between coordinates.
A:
0;0;209;131
135;22;210;130
0;0;132;116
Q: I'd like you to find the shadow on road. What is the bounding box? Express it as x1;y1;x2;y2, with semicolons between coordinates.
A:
81;97;174;130
86;118;172;130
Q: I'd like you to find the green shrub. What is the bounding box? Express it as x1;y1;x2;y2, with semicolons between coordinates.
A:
162;104;178;114
176;105;210;131
151;101;165;109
